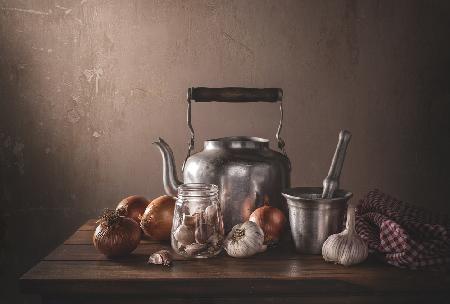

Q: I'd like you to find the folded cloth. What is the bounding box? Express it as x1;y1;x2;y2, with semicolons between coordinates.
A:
355;189;450;270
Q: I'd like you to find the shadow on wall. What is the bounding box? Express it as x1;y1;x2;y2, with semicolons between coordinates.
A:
0;2;165;303
0;4;99;303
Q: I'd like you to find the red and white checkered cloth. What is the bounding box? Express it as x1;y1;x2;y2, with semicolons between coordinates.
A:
355;189;450;270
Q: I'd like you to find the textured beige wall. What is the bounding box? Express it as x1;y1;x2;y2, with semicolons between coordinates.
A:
1;0;449;302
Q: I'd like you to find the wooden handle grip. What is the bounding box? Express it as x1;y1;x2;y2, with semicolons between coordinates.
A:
189;87;283;102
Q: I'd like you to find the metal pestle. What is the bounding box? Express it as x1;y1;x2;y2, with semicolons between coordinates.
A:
322;130;352;199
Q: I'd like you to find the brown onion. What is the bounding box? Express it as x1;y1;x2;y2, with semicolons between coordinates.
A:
93;209;141;257
116;195;150;223
140;195;176;241
249;202;286;245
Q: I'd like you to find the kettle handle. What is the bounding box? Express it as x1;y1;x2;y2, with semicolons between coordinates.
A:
189;87;282;103
182;87;287;172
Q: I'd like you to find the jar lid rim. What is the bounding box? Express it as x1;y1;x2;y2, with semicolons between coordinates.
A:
178;183;218;197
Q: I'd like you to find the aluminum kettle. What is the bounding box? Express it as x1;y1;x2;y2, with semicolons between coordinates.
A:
154;87;291;232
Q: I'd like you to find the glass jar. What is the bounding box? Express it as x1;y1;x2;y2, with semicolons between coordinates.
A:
171;183;224;258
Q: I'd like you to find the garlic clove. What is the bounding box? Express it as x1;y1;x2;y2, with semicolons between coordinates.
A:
174;223;195;246
207;231;223;249
147;250;172;267
205;204;218;223
185;243;207;256
177;242;186;251
182;214;197;227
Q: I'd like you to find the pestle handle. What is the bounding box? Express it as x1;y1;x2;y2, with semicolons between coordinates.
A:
322;130;352;199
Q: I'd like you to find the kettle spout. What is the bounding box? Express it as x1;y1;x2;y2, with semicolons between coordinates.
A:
153;138;182;197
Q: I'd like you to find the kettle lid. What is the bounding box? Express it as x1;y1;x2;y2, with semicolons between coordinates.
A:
204;136;269;150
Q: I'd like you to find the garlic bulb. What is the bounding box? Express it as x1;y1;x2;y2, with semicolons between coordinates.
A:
322;205;368;266
224;221;267;258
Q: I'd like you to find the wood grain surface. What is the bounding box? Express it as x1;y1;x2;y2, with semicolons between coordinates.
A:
20;220;450;303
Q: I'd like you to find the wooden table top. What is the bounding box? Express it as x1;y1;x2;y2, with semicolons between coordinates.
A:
20;219;450;303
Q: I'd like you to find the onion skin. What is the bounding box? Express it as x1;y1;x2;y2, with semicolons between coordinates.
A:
140;195;176;241
93;213;141;257
249;205;286;245
116;195;150;224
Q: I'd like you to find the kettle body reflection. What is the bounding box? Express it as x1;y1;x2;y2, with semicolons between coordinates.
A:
154;136;290;232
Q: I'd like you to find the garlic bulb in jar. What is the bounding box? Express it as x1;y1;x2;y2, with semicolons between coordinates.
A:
224;221;267;258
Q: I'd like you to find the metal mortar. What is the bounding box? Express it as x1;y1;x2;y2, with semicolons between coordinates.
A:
282;187;352;254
